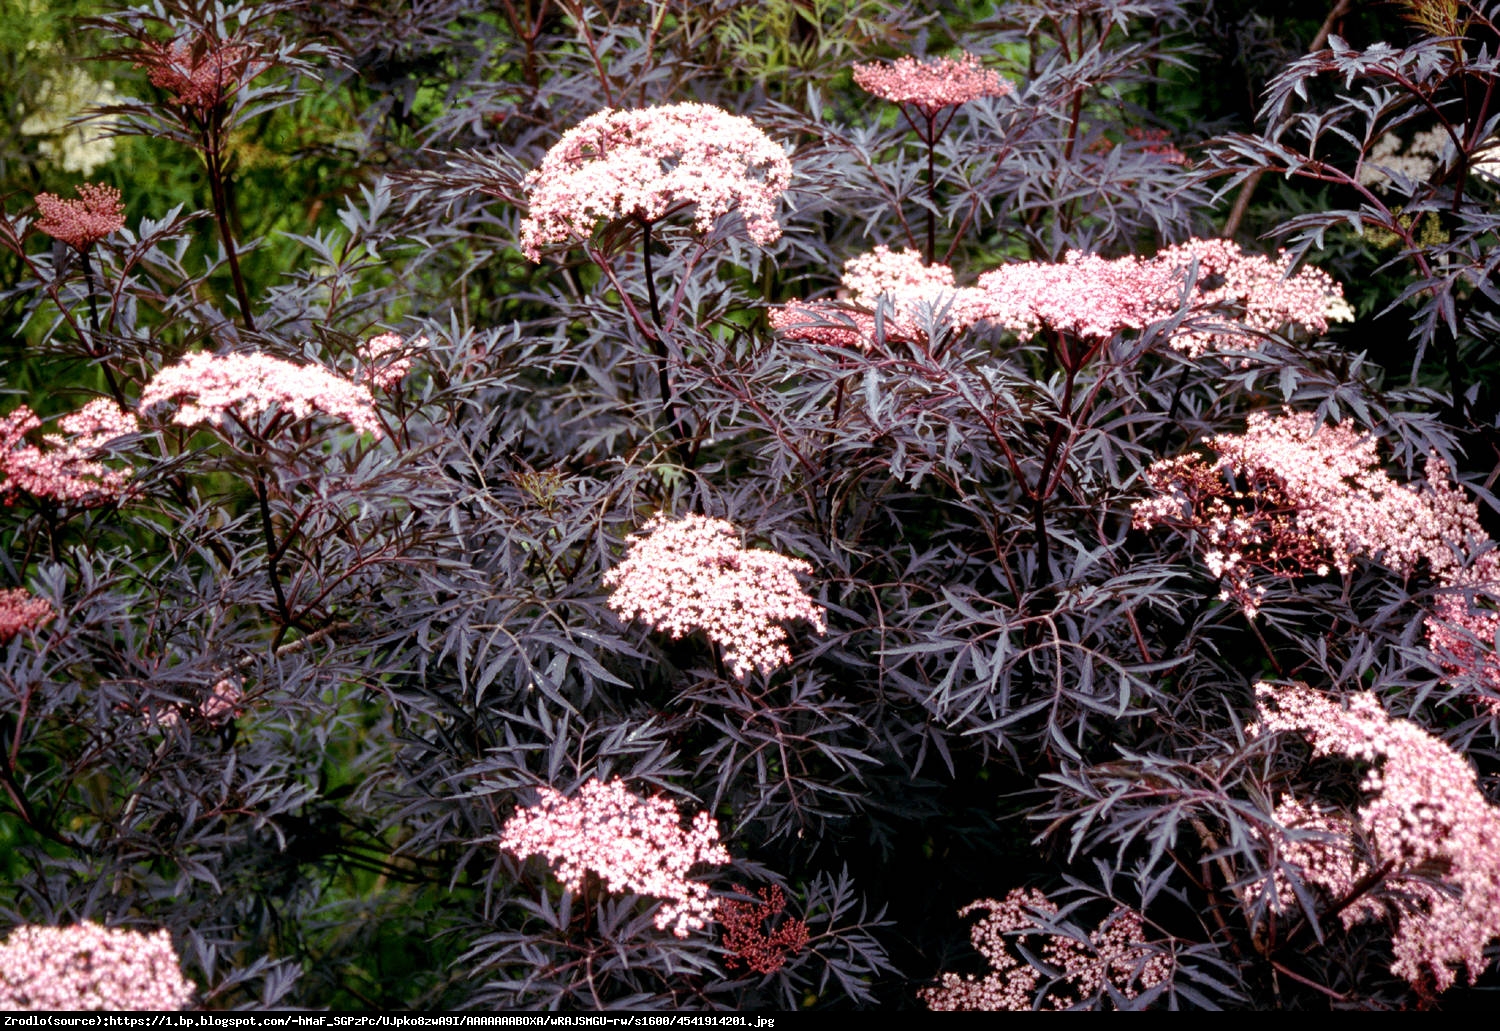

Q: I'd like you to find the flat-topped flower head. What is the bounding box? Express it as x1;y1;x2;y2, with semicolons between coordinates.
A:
499;777;731;938
0;922;194;1010
1;399;138;507
141;351;383;438
853;53;1013;117
603;513;827;679
1133;412;1487;616
35;183;124;250
138;36;259;111
920;889;1169;1011
1251;682;1500;996
519;103;792;261
0;588;55;644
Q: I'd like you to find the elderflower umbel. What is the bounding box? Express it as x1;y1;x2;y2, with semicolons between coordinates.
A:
773;239;1344;353
138;36;260;111
852;53;1014;116
0;588;55;644
34;183;125;250
499;777;730;938
1251;682;1500;996
1;399;138;507
519;103;792;261
0;922;194;1011
1133;412;1487;615
603;514;827;679
920;889;1169;1011
141;351;383;438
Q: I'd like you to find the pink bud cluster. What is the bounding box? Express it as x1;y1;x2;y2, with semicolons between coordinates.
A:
139;37;259;110
0;922;194;1010
0;588;55;644
358;332;424;391
498;777;731;938
141;352;383;438
519;103;792;261
1251;682;1500;995
852;53;1014;117
920;889;1170;1011
719;883;810;975
774;240;1344;354
1124;127;1191;166
1133;412;1487;616
34;183;125;250
603;514;827;680
1;399;138;507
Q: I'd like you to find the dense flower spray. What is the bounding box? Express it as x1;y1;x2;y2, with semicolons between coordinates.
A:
0;922;194;1010
141;352;383;438
1133;411;1486;615
920;889;1169;1010
138;36;259;111
603;514;827;679
775;240;1345;353
719;884;810;974
0;588;55;644
519;103;792;261
1;399;138;507
1426;552;1500;702
1251;682;1500;996
852;53;1013;116
499;777;731;938
34;183;125;250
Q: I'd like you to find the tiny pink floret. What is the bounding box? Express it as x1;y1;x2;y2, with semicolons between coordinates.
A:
141;351;383;438
519;103;792;261
604;514;827;679
499;777;731;938
0;922;194;1011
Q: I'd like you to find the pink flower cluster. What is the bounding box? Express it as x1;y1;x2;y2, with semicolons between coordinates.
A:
1153;238;1348;357
774;240;1344;354
34;183;125;250
141;352;383;438
139;36;259;110
1133;412;1486;616
852;53;1014;116
0;922;194;1010
0;588;55;644
1251;682;1500;995
519;103;792;261
920;889;1170;1011
499;777;731;938
1124;127;1191;166
1;399;138;507
358;332;424;391
719;883;810;975
603;514;827;679
1426;552;1500;703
